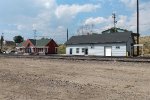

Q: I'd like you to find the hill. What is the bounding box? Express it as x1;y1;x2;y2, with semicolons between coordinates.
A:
140;36;150;54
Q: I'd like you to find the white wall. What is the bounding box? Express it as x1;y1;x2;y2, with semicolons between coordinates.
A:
112;45;126;56
66;43;127;56
88;46;104;56
66;45;88;55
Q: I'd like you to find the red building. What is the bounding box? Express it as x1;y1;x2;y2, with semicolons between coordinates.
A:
16;38;58;55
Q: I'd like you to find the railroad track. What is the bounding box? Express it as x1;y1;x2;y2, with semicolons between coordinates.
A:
0;54;150;63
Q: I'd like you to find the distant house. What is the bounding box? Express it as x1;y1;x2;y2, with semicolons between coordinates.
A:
65;31;137;56
3;40;15;46
16;38;58;55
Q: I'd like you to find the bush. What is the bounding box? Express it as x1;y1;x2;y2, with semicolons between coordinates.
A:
57;45;66;54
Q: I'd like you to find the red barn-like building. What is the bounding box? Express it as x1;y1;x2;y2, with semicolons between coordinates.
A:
16;38;58;55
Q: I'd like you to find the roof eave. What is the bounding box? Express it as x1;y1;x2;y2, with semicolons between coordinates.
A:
66;41;127;45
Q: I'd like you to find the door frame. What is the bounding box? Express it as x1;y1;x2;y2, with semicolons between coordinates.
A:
104;46;112;56
84;48;88;55
70;48;72;55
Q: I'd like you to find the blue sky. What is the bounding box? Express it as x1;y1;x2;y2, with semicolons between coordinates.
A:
0;0;150;43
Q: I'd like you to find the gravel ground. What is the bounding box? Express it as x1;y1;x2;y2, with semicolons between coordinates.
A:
0;57;150;100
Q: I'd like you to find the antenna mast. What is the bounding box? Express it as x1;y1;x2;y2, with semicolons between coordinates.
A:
112;13;117;31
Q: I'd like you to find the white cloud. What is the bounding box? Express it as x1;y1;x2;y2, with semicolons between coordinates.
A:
128;9;150;34
117;15;128;28
0;0;102;42
17;25;25;30
80;16;113;34
120;0;136;8
82;0;150;36
84;17;106;25
55;4;100;19
35;0;57;9
2;0;149;43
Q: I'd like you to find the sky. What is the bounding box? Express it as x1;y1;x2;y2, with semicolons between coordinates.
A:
0;0;150;43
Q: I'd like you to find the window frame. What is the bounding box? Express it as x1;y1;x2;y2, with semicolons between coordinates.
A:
82;48;85;53
76;48;80;53
116;46;120;49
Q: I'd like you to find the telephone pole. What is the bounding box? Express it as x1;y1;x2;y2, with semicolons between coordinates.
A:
137;0;140;56
0;33;4;52
33;29;37;45
67;28;69;41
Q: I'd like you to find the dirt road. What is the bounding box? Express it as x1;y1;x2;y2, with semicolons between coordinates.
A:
0;57;150;100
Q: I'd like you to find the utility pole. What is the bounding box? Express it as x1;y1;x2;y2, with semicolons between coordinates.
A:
137;0;140;56
91;24;94;34
112;13;117;32
0;33;4;52
67;28;69;41
33;29;37;45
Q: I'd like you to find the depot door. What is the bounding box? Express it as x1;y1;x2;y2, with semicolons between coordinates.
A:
105;47;112;56
85;48;88;55
70;48;72;55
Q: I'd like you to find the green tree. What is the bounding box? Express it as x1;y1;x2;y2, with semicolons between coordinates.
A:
57;44;66;54
13;35;24;44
